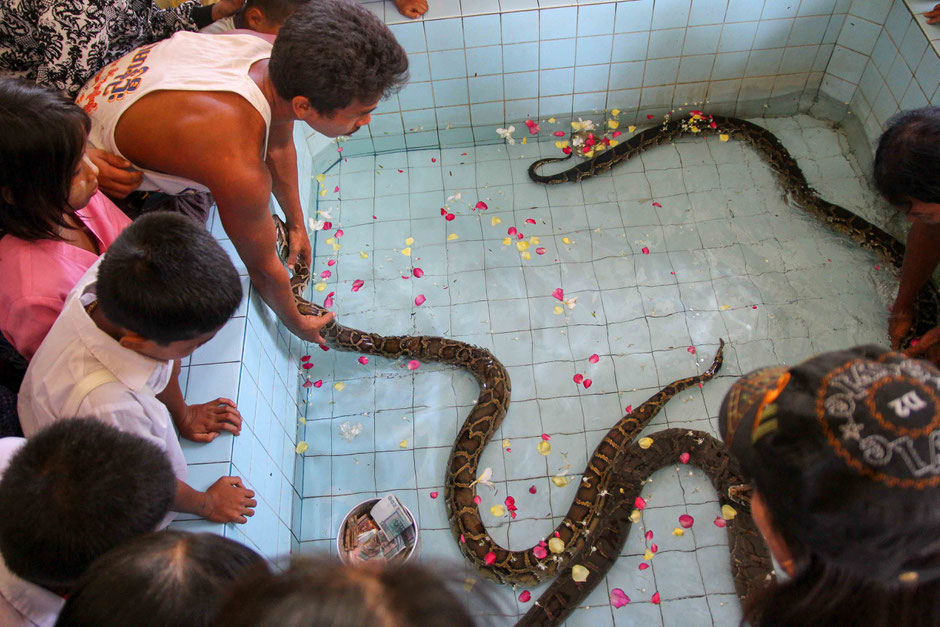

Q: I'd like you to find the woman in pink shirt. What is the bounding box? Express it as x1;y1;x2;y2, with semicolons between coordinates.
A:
0;78;131;362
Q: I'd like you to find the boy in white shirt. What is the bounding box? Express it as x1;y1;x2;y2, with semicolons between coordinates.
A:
200;0;309;34
17;212;256;524
0;419;177;627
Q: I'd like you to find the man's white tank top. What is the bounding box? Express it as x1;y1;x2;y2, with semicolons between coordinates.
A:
76;32;273;195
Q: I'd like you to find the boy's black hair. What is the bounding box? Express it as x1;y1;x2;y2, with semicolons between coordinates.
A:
0;419;176;590
96;212;242;345
213;557;481;627
55;531;268;627
0;78;91;241
873;106;940;208
242;0;310;25
269;0;408;116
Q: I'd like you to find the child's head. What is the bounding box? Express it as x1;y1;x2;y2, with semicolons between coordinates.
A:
213;557;478;626
873;106;940;225
96;211;243;361
0;78;98;241
0;418;176;591
234;0;310;34
55;531;267;627
720;345;940;627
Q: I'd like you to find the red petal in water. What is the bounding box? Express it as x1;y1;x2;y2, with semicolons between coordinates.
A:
647;114;654;119
407;359;420;370
351;279;364;292
651;592;661;604
610;588;630;608
460;533;465;543
714;517;727;527
415;294;426;306
553;131;565;137
536;247;546;255
301;355;311;362
302;380;313;388
323;221;332;230
302;363;314;370
687;346;696;354
430;491;439;499
651;544;658;553
319;344;330;351
440;208;447;216
562;147;572;155
573;374;584;384
525;218;536;225
475;201;488;210
327;259;336;266
638;563;649;570
583;379;592;389
413;268;424;278
612;131;622;138
358;356;369;365
644;530;653;541
320;270;332;279
641;247;650;255
529;485;537;494
652;202;662;207
431;157;437;162
541;433;551;441
589;353;599;363
552;287;565;301
335;229;344;238
625;405;632;414
313;379;323;388
508;227;517;236
533;545;547;559
474;495;482;505
519;590;532;603
445;213;455;221
679;514;694;528
484;552;496;566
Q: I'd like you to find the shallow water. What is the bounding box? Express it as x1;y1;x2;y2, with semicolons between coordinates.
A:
297;114;892;626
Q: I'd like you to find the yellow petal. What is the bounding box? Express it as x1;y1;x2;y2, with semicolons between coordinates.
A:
562;237;570;244
521;251;531;260
721;504;738;520
607;120;619;129
551;475;569;487
491;216;502;225
331;244;340;252
333;382;345;391
555;140;569;149
295;441;309;454
315;173;326;183
447;233;459;241
490;504;506;517
314;282;327;292
719;134;730;142
298;416;306;424
401;247;412;256
502;438;511;449
672;527;685;536
548;117;556;123
360;251;369;258
405;237;415;246
571;565;589;582
521;137;527;144
595;144;606;152
319;188;327;197
570;121;581;130
643;549;654;560
537;441;551;455
503;237;512;245
628;125;637;133
325;237;335;245
530;236;540;245
399;439;408;448
638;437;654;449
609;139;619;147
553;305;564;315
516;241;530;251
720;304;731;311
629;509;642;523
690;126;701;133
548;537;565;553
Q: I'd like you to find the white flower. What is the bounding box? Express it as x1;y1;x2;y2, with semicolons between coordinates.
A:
308;218;327;231
571;118;595;132
496;126;516;144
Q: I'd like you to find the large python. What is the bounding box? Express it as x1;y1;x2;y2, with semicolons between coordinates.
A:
529;114;939;340
275;211;773;622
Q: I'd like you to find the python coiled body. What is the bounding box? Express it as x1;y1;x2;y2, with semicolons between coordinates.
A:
529;115;939;340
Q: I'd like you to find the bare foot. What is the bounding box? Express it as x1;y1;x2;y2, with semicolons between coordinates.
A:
394;0;427;19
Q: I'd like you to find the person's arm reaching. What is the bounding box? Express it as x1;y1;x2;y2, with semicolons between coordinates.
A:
156;359;242;442
87;148;143;199
889;221;940;348
265;120;311;271
173;477;256;524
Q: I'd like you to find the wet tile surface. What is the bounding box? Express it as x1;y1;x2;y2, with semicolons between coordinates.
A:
299;115;893;624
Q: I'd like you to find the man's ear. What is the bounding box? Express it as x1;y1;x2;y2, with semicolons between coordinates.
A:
291;95;317;120
242;7;266;30
118;332;150;352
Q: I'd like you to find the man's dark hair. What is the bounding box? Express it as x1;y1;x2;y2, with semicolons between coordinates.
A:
0;419;176;590
96;212;242;345
243;0;309;25
873;106;940;208
213;557;481;627
0;78;91;241
269;0;408;115
55;531;268;627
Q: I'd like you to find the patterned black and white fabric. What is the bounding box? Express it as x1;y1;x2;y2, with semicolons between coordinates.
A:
0;0;205;97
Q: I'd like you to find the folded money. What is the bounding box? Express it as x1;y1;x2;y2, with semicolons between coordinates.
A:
370;495;412;540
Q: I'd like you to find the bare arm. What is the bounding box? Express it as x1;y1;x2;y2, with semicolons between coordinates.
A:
157;360;242;442
890;221;940;348
266;120;311;271
173;477;256;524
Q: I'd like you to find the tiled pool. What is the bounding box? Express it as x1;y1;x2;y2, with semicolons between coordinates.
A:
294;113;893;624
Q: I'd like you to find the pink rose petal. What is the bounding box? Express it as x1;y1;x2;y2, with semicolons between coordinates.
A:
610;588;630;608
652;202;662;208
553;131;566;137
647;114;655;119
301;355;311;362
583;379;592;389
645;530;653;541
529;485;537;494
625;405;632;414
638;563;649;570
407;359;420;370
651;544;658;553
634;496;646;510
679;452;690;464
358;356;369;365
313;380;323;388
431;157;437;162
440;208;448;216
687;346;696;355
351;279;364;292
528;123;540;134
327;259;336;266
589;353;599;363
322;221;332;230
475;201;488;210
612;131;622;138
525;218;536;225
335;229;344;237
641;247;650;255
536;247;546;255
679;514;694;528
430;491;439;499
552;288;565;301
413;267;424;278
519;590;531;603
302;363;314;370
484;552;496;566
320;270;332;279
508;227;517;236
302;380;313;388
541;433;551;441
324;292;334;308
533;545;547;559
320;344;329;351
562;147;572;155
460;534;465;543
651;592;661;604
333;186;339;192
415;294;426;306
445;213;455;221
573;374;584;384
714;517;727;528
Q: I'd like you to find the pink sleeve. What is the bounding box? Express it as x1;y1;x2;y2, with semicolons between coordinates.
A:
3;296;63;361
84;191;131;250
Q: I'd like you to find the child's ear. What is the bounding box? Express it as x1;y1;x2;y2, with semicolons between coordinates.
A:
243;7;267;31
118;333;150;352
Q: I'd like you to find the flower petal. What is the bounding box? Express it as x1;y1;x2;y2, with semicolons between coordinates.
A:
638;437;654;449
525;218;536;225
519;590;531;603
536;441;551;455
313;379;323;388
415;294;426;306
447;233;459;241
484;552;496;566
334;382;345;391
490;504;506;517
714;516;727;528
582;379;592;389
407;359;420;370
474;495;482;505
634;496;647;510
641;246;650;255
358;356;369;365
533;545;547;559
295;441;308;454
302;380;313;388
475;201;488;210
573;374;584;384
413;267;424;278
589;353;599;363
679;514;695;528
551;475;569;487
548;537;565;553
629;509;642;523
430;491;438;499
351;279;365;292
571;565;589;582
721;504;738;520
672;527;685;536
529;485;537;494
645;530;653;541
401;247;412;256
610;588;630;608
687;346;696;355
536;247;546;255
552;287;565;301
625;405;632;414
651;592;661;604
679;452;690;464
638;562;649;570
491;216;502;225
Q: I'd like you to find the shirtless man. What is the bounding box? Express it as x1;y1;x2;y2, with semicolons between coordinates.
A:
873;106;940;366
75;0;408;344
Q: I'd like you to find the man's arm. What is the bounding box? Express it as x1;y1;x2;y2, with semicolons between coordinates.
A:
265;120;311;271
173;477;256;524
890;221;940;348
